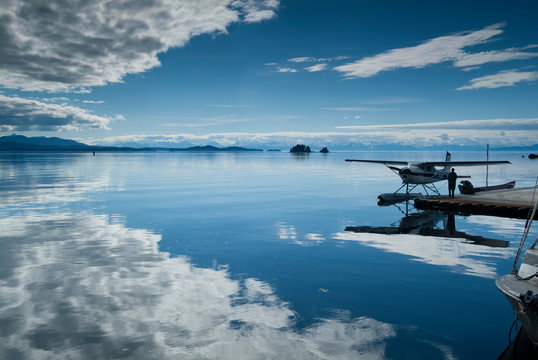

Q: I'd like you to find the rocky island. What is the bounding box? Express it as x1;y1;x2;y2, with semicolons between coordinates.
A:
290;144;311;153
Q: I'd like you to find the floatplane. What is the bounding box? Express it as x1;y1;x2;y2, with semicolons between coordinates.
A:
345;152;511;204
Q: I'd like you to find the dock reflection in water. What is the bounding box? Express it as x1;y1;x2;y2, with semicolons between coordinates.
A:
0;212;395;360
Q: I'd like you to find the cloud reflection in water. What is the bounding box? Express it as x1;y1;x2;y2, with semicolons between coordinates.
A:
0;213;394;359
0;155;118;208
333;232;513;278
463;215;526;237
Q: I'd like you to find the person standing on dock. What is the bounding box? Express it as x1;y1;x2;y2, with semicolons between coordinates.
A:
447;168;457;198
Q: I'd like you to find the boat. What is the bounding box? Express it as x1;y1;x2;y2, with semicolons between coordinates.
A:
496;198;538;350
458;180;516;195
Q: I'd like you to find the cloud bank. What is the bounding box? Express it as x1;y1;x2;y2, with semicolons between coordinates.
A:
334;23;538;78
456;70;538;90
89;117;538;149
306;64;328;72
268;56;348;73
0;94;114;131
0;0;279;92
335;118;538;131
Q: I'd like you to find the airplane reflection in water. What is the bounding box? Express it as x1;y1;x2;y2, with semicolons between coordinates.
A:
346;207;509;248
335;205;513;278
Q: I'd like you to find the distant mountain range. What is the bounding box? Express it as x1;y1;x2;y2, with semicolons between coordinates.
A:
0;134;262;152
1;134;537;152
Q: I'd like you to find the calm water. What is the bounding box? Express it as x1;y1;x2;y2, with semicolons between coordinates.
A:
1;151;537;359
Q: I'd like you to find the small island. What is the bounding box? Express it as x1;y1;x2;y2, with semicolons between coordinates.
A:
290;144;311;153
320;147;329;153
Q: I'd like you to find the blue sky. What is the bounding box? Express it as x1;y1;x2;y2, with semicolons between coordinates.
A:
1;0;537;149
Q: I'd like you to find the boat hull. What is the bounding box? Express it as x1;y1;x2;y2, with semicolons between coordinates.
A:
496;249;538;346
458;180;516;195
496;275;538;345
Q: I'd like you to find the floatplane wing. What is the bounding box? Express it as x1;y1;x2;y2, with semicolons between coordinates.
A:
345;159;408;165
420;160;511;166
345;159;511;166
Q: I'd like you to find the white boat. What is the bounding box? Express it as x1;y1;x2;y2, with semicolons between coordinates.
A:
496;198;538;348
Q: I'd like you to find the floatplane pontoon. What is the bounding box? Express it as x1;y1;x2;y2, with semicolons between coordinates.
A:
345;152;511;204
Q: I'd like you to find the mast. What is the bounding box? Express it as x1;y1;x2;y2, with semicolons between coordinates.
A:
486;144;489;187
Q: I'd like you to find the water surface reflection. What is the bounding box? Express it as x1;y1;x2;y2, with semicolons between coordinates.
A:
0;212;395;359
334;230;512;278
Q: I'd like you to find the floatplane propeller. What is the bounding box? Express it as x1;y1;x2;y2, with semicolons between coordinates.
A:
345;152;511;204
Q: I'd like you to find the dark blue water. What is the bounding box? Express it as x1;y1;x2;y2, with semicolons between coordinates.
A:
1;151;537;359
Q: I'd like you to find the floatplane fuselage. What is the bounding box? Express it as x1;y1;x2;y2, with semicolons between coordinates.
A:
345;152;511;203
392;162;450;184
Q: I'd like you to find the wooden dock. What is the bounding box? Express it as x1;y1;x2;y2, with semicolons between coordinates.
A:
414;187;538;220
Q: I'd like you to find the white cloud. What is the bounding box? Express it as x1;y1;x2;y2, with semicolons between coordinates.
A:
306;63;328;72
333;56;350;61
0;94;114;131
232;0;279;23
456;70;538;90
288;56;349;63
0;0;279;92
277;67;297;73
322;106;399;112
453;48;538;68
461;66;481;72
334;23;538;78
0;212;396;359
288;57;316;63
269;56;348;73
83;100;105;104
335;117;538;130
41;97;70;103
88;120;538;148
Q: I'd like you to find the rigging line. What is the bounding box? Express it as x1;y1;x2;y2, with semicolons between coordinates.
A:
528;176;538;249
512;177;538;272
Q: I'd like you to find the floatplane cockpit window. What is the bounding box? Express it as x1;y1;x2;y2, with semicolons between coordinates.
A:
415;164;434;172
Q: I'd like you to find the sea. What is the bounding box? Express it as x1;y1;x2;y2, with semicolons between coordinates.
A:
0;150;537;359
